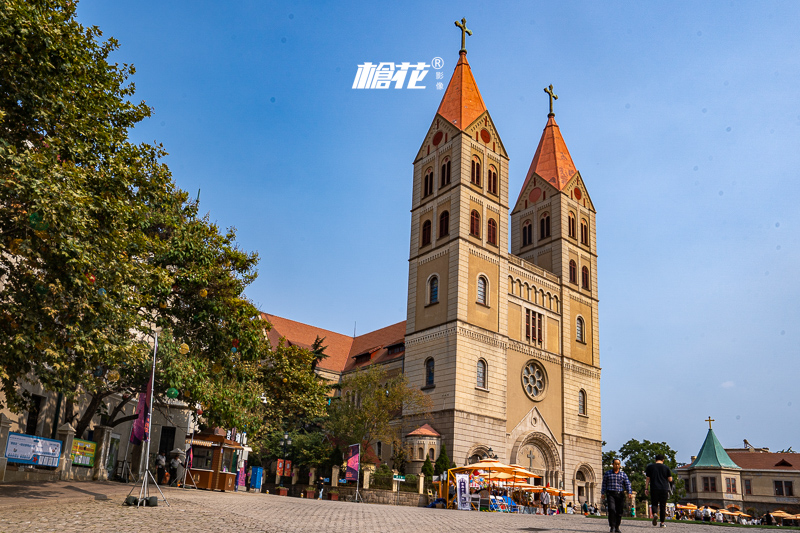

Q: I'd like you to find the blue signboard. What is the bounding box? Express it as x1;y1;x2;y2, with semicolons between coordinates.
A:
5;432;62;467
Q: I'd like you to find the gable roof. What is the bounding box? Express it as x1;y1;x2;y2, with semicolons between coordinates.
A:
516;114;578;205
727;452;799;471
406;423;441;437
343;320;406;373
690;429;741;469
436;51;487;131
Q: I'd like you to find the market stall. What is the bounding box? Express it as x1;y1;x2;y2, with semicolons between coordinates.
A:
186;429;243;492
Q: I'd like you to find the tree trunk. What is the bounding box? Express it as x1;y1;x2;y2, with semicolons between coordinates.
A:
74;392;111;439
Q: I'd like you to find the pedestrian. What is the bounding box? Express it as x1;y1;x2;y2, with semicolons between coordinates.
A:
540;489;550;514
644;453;673;528
582;500;589;515
155;451;166;485
601;458;632;533
315;476;324;500
169;453;182;487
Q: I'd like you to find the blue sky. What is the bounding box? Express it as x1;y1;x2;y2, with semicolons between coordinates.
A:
76;1;799;461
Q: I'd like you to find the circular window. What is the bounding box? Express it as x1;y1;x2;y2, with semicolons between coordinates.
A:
432;131;444;146
521;360;547;401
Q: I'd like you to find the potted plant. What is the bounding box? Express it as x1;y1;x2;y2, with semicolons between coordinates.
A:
328;488;339;501
305;486;316;499
276;486;289;496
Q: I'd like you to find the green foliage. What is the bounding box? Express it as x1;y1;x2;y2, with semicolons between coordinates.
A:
602;441;620;473
324;365;432;451
390;438;410;475
421;455;434;478
434;442;451;476
612;439;680;502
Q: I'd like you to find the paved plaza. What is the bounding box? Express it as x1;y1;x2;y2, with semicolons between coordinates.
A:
0;480;782;533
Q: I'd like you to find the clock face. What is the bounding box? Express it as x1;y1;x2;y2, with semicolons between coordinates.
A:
573;187;582;200
480;128;491;143
432;131;443;146
529;188;542;203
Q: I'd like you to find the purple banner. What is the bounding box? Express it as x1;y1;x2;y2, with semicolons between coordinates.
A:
130;373;152;445
345;444;359;481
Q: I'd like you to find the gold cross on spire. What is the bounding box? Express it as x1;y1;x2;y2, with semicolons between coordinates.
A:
455;18;472;54
544;84;558;116
706;416;715;429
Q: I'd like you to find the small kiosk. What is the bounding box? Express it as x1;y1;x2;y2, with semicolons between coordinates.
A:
186;428;243;492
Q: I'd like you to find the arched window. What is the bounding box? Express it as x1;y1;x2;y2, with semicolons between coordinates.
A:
569;260;577;284
470;210;481;237
429;448;435;460
539;212;550;239
487;218;497;246
477;276;488;305
418;447;424;460
581;266;590;289
439;210;449;238
423;168;434;197
488;165;498;195
522;220;533;247
477;359;487;389
578;389;587;415
580;219;588;245
440;157;451;187
428;276;439;304
421;220;431;246
425;358;435;387
568;212;576;238
576;316;585;343
576;470;586;481
471;155;481;186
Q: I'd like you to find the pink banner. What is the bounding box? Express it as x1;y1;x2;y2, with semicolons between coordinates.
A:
345;444;359;481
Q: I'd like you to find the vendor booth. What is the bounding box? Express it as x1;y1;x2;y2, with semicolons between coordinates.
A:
186;429;243;492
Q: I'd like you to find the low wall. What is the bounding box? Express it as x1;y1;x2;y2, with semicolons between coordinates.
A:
260;483;426;507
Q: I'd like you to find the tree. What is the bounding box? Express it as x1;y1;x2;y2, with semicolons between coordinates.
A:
615;439;681;502
421;455;434;479
310;336;328;371
602;441;620;473
325;365;432;453
390;438;411;474
434;442;451;476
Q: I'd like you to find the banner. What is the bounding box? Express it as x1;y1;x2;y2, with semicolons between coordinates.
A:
456;473;470;510
345;444;359;481
5;432;61;467
131;340;156;445
70;438;96;467
276;458;284;476
284;460;292;476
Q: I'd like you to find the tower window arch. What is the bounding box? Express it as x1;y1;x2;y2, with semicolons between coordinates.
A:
488;165;498;195
470;210;481;237
568;212;576;238
421;220;432;247
440;157;451;187
569;260;577;284
477;276;488;306
580;219;589;245
471;155;481;186
423;168;434;197
428;275;439;304
522;220;533;247
578;389;587;415
439;210;449;238
576;316;585;343
425;358;435;387
487;218;498;246
581;266;590;289
539;212;550;239
477;359;487;389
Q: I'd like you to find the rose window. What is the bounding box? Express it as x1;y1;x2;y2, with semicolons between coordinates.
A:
522;361;547;400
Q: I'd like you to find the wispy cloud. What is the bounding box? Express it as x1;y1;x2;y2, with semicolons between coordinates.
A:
721;381;735;389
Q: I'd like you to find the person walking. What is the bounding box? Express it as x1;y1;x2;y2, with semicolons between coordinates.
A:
169;453;182;487
315;476;324;500
155;451;167;485
645;453;673;528
540;488;550;514
602;458;632;533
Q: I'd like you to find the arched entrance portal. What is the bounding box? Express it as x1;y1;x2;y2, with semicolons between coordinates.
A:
511;432;562;488
572;463;597;505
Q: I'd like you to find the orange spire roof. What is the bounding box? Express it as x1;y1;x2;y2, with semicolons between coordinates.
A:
436;51;487;130
518;114;577;201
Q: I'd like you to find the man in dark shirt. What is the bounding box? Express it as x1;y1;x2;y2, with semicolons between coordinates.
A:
645;454;673;527
602;459;632;533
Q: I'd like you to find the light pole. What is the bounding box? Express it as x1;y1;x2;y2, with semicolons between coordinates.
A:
278;432;292;487
487;447;498;460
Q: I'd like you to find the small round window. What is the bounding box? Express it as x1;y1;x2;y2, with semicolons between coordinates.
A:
521;360;547;400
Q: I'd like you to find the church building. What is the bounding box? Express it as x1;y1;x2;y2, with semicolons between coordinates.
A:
265;23;602;504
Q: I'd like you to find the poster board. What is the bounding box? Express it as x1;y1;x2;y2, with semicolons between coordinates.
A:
345;444;359;482
71;438;97;467
5;432;61;467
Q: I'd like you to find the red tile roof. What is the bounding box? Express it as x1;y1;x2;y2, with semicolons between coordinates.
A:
261;313;407;374
727;451;799;471
517;114;577;204
406;424;441;437
436;51;487;131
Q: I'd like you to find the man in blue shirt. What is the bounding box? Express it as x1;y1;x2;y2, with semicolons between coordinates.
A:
602;458;632;533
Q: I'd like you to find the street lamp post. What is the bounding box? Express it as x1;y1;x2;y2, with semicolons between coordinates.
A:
487;447;498;460
278;432;292;487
